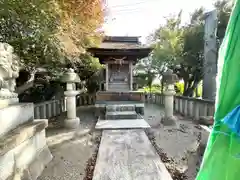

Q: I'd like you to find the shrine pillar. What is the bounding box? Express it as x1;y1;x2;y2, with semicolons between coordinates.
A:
105;63;109;91
129;62;133;91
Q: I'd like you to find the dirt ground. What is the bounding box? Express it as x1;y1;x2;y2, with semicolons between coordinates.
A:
144;103;204;180
39;107;101;180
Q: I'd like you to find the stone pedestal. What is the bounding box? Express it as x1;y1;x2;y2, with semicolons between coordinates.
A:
0;43;52;180
0;90;19;108
162;85;177;126
64;90;80;129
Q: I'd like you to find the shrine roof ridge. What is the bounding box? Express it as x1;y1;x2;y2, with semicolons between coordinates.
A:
88;36;152;50
103;36;141;43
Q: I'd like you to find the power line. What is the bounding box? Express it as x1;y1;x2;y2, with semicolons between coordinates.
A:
108;8;145;14
109;0;157;9
105;0;160;16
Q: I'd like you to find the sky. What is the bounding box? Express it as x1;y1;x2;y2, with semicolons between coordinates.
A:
103;0;216;42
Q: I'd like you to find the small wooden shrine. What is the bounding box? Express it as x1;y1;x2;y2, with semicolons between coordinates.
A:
88;36;152;92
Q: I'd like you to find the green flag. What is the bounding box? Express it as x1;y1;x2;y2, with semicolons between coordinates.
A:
196;1;240;179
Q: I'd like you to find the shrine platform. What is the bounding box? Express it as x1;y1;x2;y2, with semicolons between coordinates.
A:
95;91;145;115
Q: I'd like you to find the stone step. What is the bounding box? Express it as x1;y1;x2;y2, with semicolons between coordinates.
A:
106;104;135;112
108;83;129;92
0;103;34;137
92;130;173;180
95;119;151;129
105;111;138;120
0;119;52;180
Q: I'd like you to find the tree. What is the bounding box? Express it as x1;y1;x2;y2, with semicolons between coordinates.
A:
0;0;62;70
149;1;233;97
134;57;157;93
215;0;233;43
174;8;205;96
148;11;184;92
0;0;105;70
178;1;233;96
0;0;105;98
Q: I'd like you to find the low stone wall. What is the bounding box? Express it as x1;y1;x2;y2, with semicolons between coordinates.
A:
145;93;215;120
76;94;96;106
34;94;96;119
34;99;66;119
33;93;215;120
174;96;215;120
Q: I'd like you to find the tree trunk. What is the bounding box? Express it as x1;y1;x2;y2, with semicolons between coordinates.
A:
183;80;200;97
16;72;35;94
161;79;164;94
16;80;34;94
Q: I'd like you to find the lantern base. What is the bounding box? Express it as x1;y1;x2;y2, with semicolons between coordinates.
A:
161;116;178;126
64;117;80;129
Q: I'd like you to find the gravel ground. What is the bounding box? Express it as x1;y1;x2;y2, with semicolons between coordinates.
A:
144;103;205;180
39;104;205;180
39;107;101;180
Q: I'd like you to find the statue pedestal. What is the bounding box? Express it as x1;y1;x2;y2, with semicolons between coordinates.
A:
0;89;18;108
0;43;52;180
64;90;80;129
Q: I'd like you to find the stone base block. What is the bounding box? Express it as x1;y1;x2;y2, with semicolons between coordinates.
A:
106;104;135;112
0;122;51;180
199;116;214;126
161;116;177;126
64;117;80;129
22;145;53;180
106;111;138;120
0;103;34;136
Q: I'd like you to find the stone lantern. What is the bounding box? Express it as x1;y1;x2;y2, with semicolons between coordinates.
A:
162;69;178;126
60;68;81;129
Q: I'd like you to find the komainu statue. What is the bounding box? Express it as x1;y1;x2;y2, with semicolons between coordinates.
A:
0;43;20;104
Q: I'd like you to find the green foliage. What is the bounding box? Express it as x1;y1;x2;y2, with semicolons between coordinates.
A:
175;82;184;94
69;53;103;93
151;11;184;67
215;0;233;42
138;84;162;93
134;57;157;91
148;1;232;97
0;0;105;96
0;0;104;72
175;81;202;97
0;0;63;70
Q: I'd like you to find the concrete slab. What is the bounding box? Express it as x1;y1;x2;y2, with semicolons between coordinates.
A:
95;119;150;129
93;129;173;180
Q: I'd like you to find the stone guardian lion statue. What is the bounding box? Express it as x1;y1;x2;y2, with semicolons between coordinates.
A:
0;43;20;101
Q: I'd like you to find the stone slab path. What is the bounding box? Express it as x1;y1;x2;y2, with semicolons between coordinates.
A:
95;119;150;129
93;129;173;180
